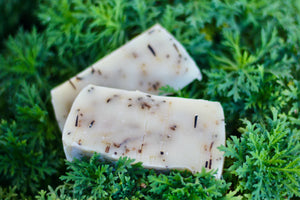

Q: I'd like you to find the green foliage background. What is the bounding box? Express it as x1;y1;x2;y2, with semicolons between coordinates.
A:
0;0;299;199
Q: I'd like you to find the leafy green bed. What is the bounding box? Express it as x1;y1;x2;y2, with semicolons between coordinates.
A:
0;0;299;199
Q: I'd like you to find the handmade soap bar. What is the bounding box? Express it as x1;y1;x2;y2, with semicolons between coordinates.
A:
63;85;225;178
51;24;202;131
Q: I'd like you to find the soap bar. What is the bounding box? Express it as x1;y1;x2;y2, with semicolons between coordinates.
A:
63;85;225;178
51;24;202;131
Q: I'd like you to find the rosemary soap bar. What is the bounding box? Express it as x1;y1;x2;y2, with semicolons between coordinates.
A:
63;85;225;178
51;24;202;131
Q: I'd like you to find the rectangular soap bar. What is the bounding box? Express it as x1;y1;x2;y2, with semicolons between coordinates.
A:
63;85;225;178
51;24;202;131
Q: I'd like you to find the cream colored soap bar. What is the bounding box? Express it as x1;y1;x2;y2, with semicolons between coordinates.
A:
51;24;202;131
63;85;225;178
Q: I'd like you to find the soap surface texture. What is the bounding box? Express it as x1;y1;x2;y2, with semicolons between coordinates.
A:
63;85;225;178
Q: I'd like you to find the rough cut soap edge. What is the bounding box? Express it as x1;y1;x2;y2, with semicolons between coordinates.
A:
63;84;225;179
64;141;225;179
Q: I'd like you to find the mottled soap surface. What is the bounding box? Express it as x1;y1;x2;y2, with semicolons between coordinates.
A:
63;85;225;178
51;24;202;131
